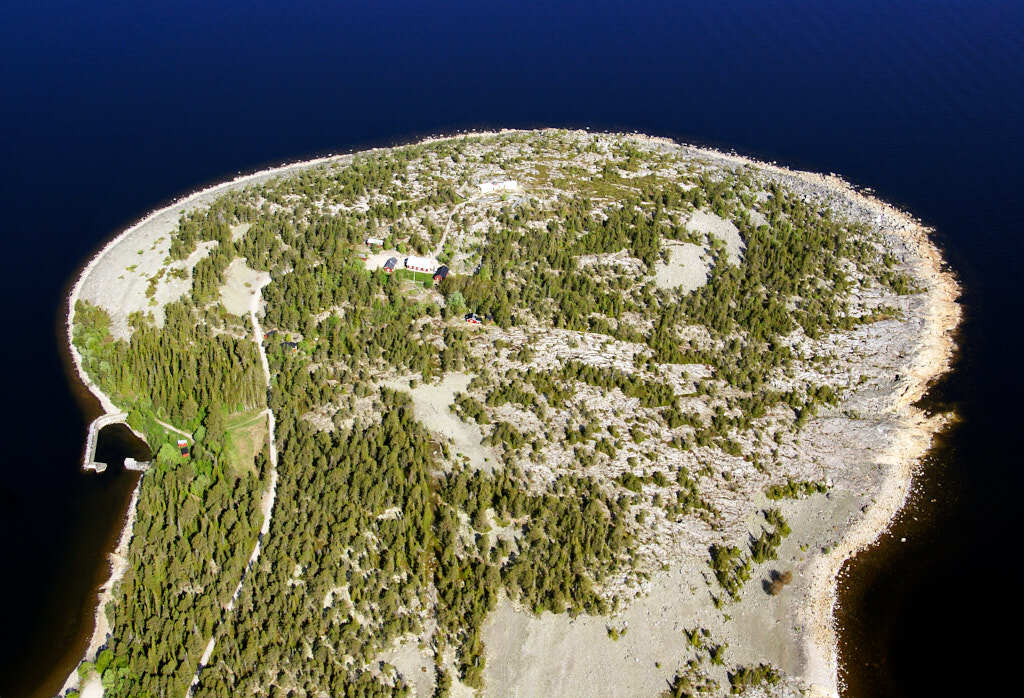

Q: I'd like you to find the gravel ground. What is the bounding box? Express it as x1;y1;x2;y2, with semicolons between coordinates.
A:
384;373;498;472
654;242;710;292
220;257;270;316
686;209;745;265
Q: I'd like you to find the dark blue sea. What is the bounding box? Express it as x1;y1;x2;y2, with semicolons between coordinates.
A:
1;1;1021;695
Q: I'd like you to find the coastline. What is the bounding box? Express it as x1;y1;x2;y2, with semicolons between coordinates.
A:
59;149;365;693
58;476;143;697
612;132;961;694
60;129;960;697
797;217;960;696
681;146;962;696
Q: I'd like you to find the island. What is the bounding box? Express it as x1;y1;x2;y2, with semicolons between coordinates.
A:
63;129;959;697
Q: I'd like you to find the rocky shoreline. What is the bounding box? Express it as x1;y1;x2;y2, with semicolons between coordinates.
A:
797;208;959;697
670;142;962;696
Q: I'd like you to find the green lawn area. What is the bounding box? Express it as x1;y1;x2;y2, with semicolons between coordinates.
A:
223;409;269;474
392;268;433;284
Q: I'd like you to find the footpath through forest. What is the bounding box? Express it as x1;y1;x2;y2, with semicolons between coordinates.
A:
186;279;279;695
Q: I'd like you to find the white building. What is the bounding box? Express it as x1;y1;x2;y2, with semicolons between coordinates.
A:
479;179;520;195
365;236;385;247
404;256;437;273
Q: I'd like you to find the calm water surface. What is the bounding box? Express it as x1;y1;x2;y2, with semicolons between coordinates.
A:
1;2;1021;695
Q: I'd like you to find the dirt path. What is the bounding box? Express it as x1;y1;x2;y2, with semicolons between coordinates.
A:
154;417;191;440
186;279;279;696
431;201;466;260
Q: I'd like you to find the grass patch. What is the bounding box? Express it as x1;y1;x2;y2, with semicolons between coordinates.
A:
223;409;268;473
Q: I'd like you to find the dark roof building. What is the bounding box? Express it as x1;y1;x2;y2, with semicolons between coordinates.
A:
433;265;449;282
383;257;398;273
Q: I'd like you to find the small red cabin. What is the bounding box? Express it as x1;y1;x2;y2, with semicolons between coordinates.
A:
433;265;449;282
383;257;398;273
465;312;482;325
177;439;190;459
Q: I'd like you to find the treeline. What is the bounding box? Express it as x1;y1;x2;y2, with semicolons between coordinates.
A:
73;297;269;695
74;300;264;432
192;381;632;694
560;360;677;408
95;454;266;696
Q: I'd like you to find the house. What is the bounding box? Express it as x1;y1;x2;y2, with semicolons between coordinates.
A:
479;179;519;195
433;265;449;282
465;312;483;325
282;341;299;353
177;439;190;459
383;257;398;273
366;236;385;247
404;256;436;273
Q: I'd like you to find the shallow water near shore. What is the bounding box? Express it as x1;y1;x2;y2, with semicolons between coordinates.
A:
836;398;960;696
2;1;1022;695
8;425;146;698
836;291;1021;696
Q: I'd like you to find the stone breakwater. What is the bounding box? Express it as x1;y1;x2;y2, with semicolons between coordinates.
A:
81;413;128;472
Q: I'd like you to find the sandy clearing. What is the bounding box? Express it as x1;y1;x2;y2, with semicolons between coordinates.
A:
378;638;434;696
384;373;498;472
481;490;846;697
653;242;710;292
364;250;439;274
482;582;699;697
78;232;216;340
219;257;271;316
80;674;103;698
687;209;745;265
230;222;251;242
364;249;401;272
